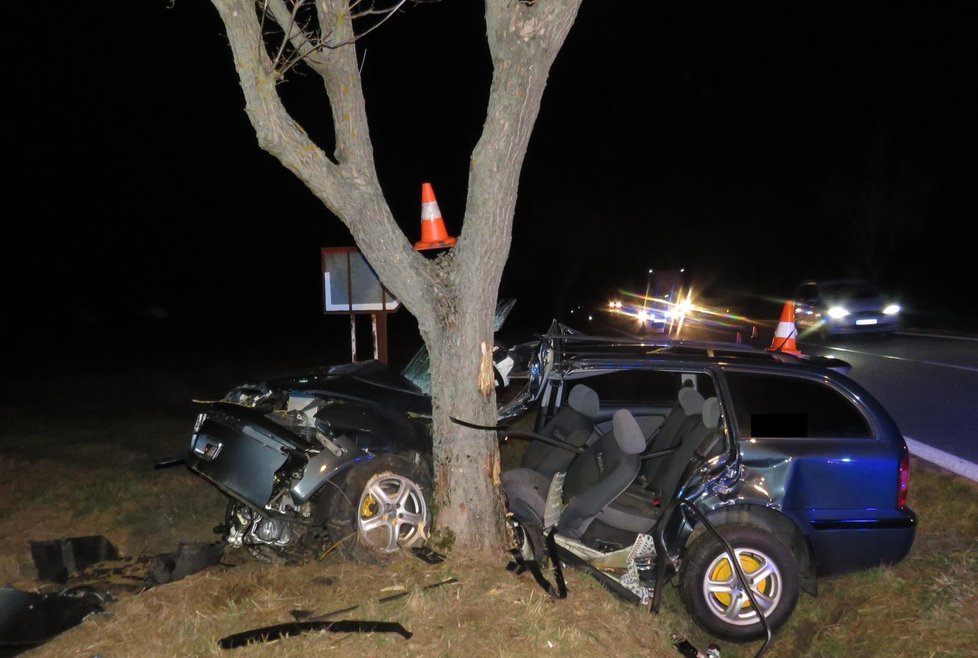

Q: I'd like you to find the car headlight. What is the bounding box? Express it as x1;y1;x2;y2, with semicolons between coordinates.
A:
827;306;850;319
883;304;901;315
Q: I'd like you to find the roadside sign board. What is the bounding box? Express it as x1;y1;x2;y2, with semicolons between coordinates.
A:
321;247;400;314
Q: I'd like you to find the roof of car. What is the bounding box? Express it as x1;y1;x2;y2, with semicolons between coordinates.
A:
544;324;851;372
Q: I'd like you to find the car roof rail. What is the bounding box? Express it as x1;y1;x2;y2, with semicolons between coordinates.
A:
540;322;848;370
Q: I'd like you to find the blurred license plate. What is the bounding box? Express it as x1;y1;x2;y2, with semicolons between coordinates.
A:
856;318;878;326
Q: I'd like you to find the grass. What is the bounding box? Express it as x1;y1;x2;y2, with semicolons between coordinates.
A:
1;359;976;657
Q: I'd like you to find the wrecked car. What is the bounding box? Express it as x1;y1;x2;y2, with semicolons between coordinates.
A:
183;312;915;643
187;359;436;562
499;323;917;642
185;300;518;563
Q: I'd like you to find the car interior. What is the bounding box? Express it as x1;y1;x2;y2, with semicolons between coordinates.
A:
503;371;727;551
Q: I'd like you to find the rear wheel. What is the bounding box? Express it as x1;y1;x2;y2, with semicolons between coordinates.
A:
679;525;799;642
327;454;432;562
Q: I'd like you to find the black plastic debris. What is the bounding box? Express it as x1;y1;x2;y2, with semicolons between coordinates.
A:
29;539;226;595
29;536;120;584
0;587;105;657
147;542;226;585
410;546;446;564
222;577;460;649
218;620;412;649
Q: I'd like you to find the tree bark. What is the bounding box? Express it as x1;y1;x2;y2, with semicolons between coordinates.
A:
208;0;582;557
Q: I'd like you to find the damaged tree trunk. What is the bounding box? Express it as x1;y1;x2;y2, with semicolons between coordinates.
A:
208;0;582;557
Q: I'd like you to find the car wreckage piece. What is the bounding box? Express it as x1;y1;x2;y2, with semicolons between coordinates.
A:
0;587;105;655
1;536;225;655
218;577;458;649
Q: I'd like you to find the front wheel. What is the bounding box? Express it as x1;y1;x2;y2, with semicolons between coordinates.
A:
327;454;432;562
679;525;800;642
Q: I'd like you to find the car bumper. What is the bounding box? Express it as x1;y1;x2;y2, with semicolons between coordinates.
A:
809;507;917;576
823;315;901;335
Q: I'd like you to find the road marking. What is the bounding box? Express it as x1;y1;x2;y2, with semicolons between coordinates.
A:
823;346;978;374
898;330;978;343
904;436;978;483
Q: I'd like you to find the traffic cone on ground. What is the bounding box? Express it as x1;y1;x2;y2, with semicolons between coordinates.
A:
413;182;457;251
767;301;803;356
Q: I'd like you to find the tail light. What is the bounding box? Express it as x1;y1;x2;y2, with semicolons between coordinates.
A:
898;452;910;508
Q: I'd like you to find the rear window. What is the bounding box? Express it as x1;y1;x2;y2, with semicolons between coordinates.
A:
724;371;872;439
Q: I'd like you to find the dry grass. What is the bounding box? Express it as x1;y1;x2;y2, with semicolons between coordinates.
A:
2;363;977;657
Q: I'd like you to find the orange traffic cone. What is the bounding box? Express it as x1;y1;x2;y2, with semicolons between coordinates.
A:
413;182;457;251
767;301;803;356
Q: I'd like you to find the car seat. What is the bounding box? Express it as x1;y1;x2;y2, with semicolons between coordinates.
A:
518;384;600;478
588;398;722;541
502;408;644;539
639;387;705;486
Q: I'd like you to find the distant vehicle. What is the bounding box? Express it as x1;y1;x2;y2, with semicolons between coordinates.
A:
792;279;901;337
606;269;693;335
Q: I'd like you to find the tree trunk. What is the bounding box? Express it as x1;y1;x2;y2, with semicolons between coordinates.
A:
426;296;507;555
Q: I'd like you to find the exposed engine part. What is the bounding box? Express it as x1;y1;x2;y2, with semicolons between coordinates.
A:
224;384;275;408
286;393;325;422
226;497;305;550
253;515;294;545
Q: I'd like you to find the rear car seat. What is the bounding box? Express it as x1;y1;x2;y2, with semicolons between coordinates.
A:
591;397;721;537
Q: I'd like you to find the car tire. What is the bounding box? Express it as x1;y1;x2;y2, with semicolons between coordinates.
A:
679;524;799;642
326;453;432;562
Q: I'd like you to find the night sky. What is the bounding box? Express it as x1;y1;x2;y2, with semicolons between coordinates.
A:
4;1;972;366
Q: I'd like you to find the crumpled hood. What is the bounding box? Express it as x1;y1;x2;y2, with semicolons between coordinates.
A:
266;359;432;415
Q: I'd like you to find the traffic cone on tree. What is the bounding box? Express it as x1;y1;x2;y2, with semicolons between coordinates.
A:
413;182;457;251
767;301;803;356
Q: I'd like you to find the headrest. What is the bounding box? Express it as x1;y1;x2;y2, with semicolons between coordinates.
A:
568;384;600;419
678;387;705;416
612;409;645;455
702;397;720;429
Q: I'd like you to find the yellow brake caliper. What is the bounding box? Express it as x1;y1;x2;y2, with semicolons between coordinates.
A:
361;493;379;518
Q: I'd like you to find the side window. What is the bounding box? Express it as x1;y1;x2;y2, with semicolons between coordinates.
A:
578;369;716;406
724;371;872;439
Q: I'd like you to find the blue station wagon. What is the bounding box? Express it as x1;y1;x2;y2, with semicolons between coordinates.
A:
499;323;916;642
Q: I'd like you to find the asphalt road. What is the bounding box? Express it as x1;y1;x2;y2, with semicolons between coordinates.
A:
800;331;978;473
